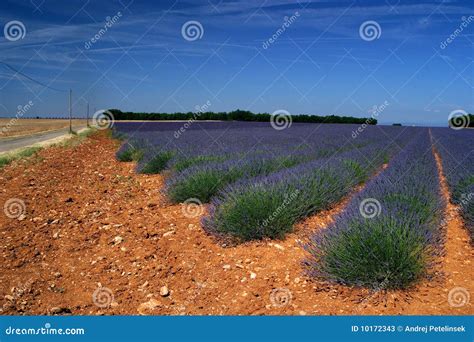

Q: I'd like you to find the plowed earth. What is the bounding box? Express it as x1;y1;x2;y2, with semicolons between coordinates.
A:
0;132;472;315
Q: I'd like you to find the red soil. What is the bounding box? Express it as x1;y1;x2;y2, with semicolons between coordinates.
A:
0;132;472;315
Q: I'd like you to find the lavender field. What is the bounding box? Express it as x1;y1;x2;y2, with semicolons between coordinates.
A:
113;122;473;290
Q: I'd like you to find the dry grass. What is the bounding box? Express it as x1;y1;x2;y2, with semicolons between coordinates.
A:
0;118;87;138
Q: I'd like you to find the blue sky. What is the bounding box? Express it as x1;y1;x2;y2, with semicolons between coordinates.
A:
0;0;473;126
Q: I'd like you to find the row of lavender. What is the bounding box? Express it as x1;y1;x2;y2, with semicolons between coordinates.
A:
202;141;395;241
114;122;407;204
114;122;416;240
305;130;445;289
432;128;474;242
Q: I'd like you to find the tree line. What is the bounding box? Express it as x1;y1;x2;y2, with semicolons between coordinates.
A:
108;109;378;125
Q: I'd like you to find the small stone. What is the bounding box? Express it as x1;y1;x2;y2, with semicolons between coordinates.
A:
141;281;149;288
50;307;71;314
163;231;175;237
235;264;244;269
120;247;127;252
137;298;161;315
223;264;231;270
4;295;14;301
294;277;300;284
17;214;26;221
160;286;169;297
53;231;60;239
53;272;62;278
250;272;257;279
273;243;285;251
50;219;59;224
113;236;123;244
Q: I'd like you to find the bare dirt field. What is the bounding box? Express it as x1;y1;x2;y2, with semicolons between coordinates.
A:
0;119;87;139
0;132;472;315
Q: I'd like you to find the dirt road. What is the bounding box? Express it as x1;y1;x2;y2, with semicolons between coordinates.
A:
0;126;87;154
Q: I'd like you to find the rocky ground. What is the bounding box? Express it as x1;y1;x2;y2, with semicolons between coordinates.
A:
0;131;472;315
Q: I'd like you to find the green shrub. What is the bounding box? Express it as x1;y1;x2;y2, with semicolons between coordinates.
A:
315;218;428;289
168;170;234;203
0;147;43;169
141;151;174;174
117;146;144;162
212;184;301;240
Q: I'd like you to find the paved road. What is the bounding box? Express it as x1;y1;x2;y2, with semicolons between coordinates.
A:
0;126;87;153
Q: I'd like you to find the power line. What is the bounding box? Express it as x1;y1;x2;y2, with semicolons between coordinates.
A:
0;61;68;93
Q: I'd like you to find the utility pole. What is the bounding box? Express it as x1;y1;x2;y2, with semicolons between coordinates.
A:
86;102;90;127
69;88;72;134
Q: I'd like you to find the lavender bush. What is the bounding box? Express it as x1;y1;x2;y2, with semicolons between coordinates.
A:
305;130;444;289
432;128;474;242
